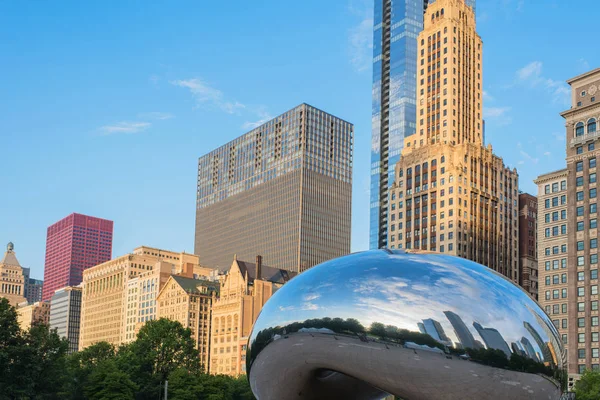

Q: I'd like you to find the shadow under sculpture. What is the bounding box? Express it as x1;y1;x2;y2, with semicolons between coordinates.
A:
246;249;566;400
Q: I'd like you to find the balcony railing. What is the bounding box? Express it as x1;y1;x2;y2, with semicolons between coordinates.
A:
571;130;600;147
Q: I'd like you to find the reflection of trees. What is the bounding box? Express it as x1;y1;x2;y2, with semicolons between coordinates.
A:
465;347;565;382
247;317;367;372
368;322;444;350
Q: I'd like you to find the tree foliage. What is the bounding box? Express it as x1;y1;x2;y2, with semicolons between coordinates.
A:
0;300;254;399
575;369;600;400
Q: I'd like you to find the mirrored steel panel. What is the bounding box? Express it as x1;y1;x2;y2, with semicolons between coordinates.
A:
247;250;566;400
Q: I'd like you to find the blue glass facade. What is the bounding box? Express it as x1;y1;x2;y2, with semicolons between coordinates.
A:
369;0;475;250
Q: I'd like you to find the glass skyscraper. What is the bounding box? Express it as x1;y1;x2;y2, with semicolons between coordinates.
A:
369;0;475;250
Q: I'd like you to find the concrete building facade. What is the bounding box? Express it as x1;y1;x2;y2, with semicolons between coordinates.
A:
195;104;353;273
518;193;539;299
17;301;50;331
49;286;82;353
79;246;203;349
43;213;113;302
562;68;600;383
210;256;296;376
535;168;570;366
0;242;26;306
157;275;219;370
387;0;519;281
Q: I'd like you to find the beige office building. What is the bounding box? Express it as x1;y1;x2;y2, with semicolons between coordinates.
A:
17;301;50;331
535;169;569;363
210;255;296;376
0;242;26;306
195;103;353;272
79;246;206;349
387;0;519;281
157;275;219;370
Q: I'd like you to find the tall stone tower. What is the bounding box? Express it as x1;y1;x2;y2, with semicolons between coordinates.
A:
387;0;520;282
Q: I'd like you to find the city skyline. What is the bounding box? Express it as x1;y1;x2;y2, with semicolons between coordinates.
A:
1;0;599;278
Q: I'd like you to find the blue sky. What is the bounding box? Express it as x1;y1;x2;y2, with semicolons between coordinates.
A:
1;0;598;279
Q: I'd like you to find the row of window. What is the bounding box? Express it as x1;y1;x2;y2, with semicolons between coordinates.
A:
577;203;598;216
544;195;567;209
576;174;597;186
578;286;600;296
576;158;597;171
544;274;567;286
544;210;567;223
544;244;568;256
544;180;567;194
574;119;597;137
576;219;598;231
544;225;567;238
576;142;595;154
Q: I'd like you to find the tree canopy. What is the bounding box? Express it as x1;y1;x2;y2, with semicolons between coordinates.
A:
0;299;254;400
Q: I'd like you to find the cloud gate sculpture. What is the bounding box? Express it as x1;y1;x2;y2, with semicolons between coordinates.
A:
246;250;566;400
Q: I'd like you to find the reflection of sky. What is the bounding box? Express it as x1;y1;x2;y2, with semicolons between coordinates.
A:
251;250;561;364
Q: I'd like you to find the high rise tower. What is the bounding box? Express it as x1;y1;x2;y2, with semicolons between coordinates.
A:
42;213;113;301
370;0;476;250
194;104;353;272
387;0;519;281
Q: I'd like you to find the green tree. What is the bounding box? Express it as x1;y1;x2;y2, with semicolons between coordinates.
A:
0;298;26;400
67;341;117;399
369;322;386;338
84;360;137;400
575;369;600;400
117;318;201;399
23;323;70;398
230;375;255;400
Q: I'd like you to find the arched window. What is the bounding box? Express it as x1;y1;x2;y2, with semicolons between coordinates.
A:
588;118;597;134
576;122;585;137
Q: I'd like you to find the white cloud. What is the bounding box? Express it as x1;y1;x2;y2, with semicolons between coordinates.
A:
516;142;539;165
544;151;551;156
482;90;494;102
348;0;373;72
170;78;245;114
138;112;174;120
483;106;512;127
242;111;273;130
149;75;159;85
516;61;570;104
484;107;510;118
100;122;151;134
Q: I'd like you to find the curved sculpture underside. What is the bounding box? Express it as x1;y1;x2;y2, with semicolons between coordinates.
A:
247;250;566;400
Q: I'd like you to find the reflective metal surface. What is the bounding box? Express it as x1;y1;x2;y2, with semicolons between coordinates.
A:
247;250;566;400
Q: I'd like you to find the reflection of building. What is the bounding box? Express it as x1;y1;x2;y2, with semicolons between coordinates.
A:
524;321;553;364
473;322;511;358
444;311;479;349
210;256;296;376
79;246;204;350
420;318;452;345
511;341;526;357
518;193;538;300
385;0;520;283
17;301;50;331
520;337;539;362
157;276;219;371
0;242;26;306
49;286;82;353
42;213;113;302
194;104;353;273
369;0;476;250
